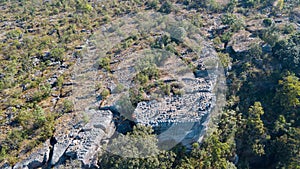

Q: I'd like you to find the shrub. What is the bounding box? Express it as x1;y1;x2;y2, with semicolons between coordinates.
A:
158;1;173;14
50;47;65;61
98;57;111;71
101;88;110;99
147;0;159;9
6;29;22;39
129;88;144;106
218;52;232;68
221;13;244;32
168;26;187;42
221;31;233;44
161;84;171;96
57;75;64;89
263;18;272;27
172;88;184;96
283;24;295;34
136;73;149;85
33;106;46;128
113;84;125;93
213;36;222;45
62;99;74;113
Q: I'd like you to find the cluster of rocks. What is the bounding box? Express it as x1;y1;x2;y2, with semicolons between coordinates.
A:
63;110;114;168
134;92;213;125
134;76;216;124
9;110;115;169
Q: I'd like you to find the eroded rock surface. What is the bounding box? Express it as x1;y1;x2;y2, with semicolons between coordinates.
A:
65;110;114;167
13;140;50;169
50;109;114;168
11;110;114;169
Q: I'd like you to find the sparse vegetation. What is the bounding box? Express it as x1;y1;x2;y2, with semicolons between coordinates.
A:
0;0;299;168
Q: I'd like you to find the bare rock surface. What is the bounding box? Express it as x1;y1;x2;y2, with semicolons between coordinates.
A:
13;140;50;169
65;110;114;167
49;109;114;168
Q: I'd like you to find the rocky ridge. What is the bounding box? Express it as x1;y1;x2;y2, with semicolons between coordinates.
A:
5;12;226;168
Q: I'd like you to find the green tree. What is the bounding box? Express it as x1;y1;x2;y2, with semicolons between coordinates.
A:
261;27;279;46
272;127;300;169
246;102;268;156
277;74;300;109
178;132;234;169
273;33;300;71
98;125;176;169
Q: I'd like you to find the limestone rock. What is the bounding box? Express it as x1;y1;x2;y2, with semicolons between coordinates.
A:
13;140;50;169
51;138;72;165
65;110;114;167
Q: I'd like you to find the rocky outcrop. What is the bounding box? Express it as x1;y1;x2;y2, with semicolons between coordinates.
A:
9;110;114;169
65;110;114;167
12;140;50;169
50;109;114;168
9;12;225;168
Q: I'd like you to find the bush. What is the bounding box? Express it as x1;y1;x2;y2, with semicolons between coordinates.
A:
6;29;22;39
62;99;74;113
129;88;144;106
101;88;110;99
213;36;222;45
263;18;272;27
147;0;159;9
138;66;159;82
261;29;279;46
50;47;65;61
158;1;173;14
16;109;34;130
283;24;295;34
168;26;187;42
218;52;232;68
221;13;244;32
221;31;233;44
136;73;149;85
31;84;51;102
98;57;111;71
33;106;46;128
113;84;125;93
161;84;171;96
